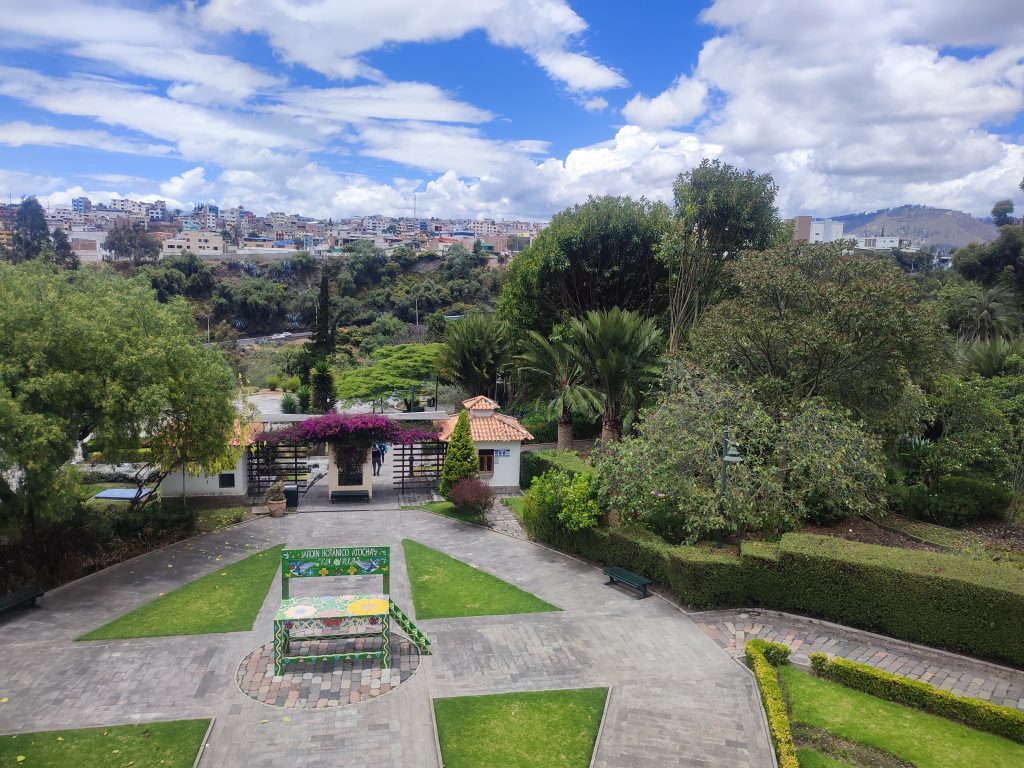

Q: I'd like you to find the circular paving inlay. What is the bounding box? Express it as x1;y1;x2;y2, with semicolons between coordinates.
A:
236;633;421;708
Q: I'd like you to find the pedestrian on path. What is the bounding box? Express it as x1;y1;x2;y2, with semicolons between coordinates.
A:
371;444;383;476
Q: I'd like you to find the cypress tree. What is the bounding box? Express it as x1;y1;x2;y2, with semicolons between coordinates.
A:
440;410;478;497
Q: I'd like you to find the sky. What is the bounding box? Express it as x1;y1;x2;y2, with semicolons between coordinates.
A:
0;0;1022;221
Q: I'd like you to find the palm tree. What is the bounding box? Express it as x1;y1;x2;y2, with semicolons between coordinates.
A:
515;332;600;450
438;312;510;400
959;337;1024;378
959;285;1019;342
566;307;664;442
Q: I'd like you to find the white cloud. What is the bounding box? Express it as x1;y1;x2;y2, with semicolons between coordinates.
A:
622;76;708;129
0;121;176;156
160;167;212;203
275;83;492;125
581;96;608;112
200;0;625;93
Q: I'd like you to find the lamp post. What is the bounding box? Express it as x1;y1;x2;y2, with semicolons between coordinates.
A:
717;426;743;546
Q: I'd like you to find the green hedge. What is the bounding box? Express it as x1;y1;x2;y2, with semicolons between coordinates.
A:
891;477;1012;527
529;521;1024;666
745;640;799;768
519;450;591;489
810;653;1024;745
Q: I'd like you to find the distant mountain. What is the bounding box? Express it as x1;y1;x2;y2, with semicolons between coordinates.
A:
828;205;998;251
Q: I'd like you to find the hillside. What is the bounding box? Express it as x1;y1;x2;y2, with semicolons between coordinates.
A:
830;205;998;250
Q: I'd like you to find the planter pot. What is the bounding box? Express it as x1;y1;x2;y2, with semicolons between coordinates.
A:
268;500;286;517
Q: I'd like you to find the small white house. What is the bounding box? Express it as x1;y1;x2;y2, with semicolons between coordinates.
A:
160;421;258;499
439;396;533;493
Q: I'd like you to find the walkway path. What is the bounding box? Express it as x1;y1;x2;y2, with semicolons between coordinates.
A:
695;608;1024;711
0;510;773;768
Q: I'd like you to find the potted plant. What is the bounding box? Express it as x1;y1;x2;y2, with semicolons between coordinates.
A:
266;481;286;517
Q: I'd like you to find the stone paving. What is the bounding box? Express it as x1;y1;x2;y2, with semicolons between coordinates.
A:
695;608;1024;711
236;635;420;708
0;509;774;767
487;495;528;539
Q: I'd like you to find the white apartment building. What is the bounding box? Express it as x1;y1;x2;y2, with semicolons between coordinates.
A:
162;231;225;257
792;216;844;243
108;198;149;215
465;219;499;237
853;235;916;251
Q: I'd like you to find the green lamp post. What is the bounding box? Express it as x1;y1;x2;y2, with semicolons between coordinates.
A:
717;426;743;545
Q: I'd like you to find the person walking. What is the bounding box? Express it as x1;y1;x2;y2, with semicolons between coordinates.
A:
371;444;383;476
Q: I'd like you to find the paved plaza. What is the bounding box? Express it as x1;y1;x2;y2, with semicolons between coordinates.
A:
0;507;775;767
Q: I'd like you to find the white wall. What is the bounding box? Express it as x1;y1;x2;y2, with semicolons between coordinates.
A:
162;454;247;497
475;441;522;489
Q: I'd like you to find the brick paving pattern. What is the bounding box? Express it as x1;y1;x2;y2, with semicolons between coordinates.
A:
695;608;1024;711
236;635;421;708
0;510;774;767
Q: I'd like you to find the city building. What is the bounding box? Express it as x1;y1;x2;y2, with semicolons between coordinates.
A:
162;231;225;257
853;235;915;251
71;197;91;214
791;215;844;243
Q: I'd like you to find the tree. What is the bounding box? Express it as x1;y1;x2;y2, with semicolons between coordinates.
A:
692;241;945;432
347;240;387;287
308;270;336;358
6;197;49;263
514;332;599;450
49;228;78;270
440;242;485;281
103;221;161;264
659;159;783;351
0;263;237;548
438;313;510;400
956;284;1019;342
440;410;477;497
565;307;664;441
498;196;671;337
310;360;336;413
953;224;1024;292
335;343;444;404
992;199;1016;227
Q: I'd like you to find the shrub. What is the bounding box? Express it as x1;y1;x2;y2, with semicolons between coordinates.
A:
440;411;477;497
448;477;495;523
558;472;602;531
264;374;280;390
663;544;747;608
519;449;591;489
809;653;1024;745
110;500;197;541
280;393;298;414
281;375;301;392
893;477;1011;526
745;640;799;768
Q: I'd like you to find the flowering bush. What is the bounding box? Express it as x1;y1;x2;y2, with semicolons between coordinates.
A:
255;412;436;450
448;477;495;523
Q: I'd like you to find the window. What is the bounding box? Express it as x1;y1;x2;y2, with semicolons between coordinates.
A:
218;472;236;489
478;449;494;474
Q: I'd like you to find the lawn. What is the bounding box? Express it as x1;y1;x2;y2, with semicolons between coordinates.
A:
780;666;1024;768
0;719;210;767
195;506;248;532
796;748;856;768
434;688;607;768
401;539;559;619
78;544;283;640
503;496;525;521
403;501;483;524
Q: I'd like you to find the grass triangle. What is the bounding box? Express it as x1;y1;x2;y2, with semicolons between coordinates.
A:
78;544;283;640
402;538;559;619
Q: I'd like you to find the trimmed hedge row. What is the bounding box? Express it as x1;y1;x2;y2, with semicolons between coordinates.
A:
530;523;1024;667
809;653;1024;745
745;640;799;768
519;449;592;489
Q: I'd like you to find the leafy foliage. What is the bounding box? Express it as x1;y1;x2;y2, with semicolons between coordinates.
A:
439;313;509;400
103;221;161;264
447;477;495;523
334;343;443;404
440;410;477;497
310;360;336;413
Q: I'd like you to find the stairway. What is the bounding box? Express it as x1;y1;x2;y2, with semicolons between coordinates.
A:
389;600;431;654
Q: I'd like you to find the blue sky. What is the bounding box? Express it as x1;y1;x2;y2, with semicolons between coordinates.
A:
0;1;1022;219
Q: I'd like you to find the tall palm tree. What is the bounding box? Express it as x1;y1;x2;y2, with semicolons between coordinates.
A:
959;337;1024;378
566;307;664;441
438;312;510;401
959;285;1019;342
515;332;600;450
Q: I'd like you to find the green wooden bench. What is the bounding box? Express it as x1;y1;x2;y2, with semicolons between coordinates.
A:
0;586;44;617
602;566;651;599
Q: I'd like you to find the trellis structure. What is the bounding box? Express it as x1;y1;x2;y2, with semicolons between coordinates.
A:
247;441;309;498
391;440;446;492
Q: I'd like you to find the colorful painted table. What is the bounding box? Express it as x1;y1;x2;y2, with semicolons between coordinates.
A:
273;593;391;676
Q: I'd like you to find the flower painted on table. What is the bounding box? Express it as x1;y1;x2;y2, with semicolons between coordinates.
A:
347;598;389;616
347;566;358;575
318;567;330;576
283;604;318;619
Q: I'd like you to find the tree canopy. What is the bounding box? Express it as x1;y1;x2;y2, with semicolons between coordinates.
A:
498;195;671;337
103;221;161;264
335;343;444;403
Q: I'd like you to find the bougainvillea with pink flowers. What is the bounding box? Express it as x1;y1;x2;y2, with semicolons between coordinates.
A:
255;412;437;449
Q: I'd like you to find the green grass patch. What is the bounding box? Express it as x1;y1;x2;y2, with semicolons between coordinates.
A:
78;545;283;640
781;666;1024;768
0;719;209;767
403;501;482;524
195;506;248;533
795;748;856;768
504;496;525;521
434;688;606;768
401;539;559;619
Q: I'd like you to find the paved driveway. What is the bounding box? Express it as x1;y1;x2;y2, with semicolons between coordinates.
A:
0;510;774;767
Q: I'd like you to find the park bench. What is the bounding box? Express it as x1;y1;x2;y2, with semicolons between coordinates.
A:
603;566;651;599
330;490;370;502
0;586;44;617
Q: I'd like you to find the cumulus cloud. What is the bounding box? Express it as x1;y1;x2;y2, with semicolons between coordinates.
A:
622;75;708;129
0;121;176;156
